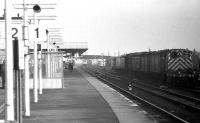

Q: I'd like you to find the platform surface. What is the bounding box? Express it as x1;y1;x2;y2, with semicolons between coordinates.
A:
23;67;159;123
23;68;119;123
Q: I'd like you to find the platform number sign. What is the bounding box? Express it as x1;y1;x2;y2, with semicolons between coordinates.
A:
12;28;18;39
35;28;39;38
29;26;45;42
11;26;24;69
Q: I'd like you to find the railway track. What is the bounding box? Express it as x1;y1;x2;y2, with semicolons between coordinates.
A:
92;66;200;103
175;87;200;96
92;66;200;100
82;65;200;123
133;81;200;106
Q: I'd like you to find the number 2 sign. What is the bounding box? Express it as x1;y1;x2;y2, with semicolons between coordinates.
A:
11;25;24;69
11;25;22;41
12;28;18;39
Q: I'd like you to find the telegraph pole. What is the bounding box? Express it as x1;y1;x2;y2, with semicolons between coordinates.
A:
5;0;15;121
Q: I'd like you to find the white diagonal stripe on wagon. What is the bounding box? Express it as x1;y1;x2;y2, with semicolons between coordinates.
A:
174;65;185;71
168;58;176;63
170;60;188;71
168;58;178;67
170;61;180;71
177;57;192;68
173;62;187;71
183;61;193;69
168;58;180;70
168;57;192;70
169;60;186;71
185;59;193;67
179;58;193;69
170;61;191;71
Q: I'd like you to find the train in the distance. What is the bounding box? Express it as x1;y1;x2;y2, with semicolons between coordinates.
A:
106;49;200;88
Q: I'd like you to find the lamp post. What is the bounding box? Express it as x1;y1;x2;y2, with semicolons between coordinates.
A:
33;4;41;103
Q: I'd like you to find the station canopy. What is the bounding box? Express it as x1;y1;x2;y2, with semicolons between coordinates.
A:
29;42;88;57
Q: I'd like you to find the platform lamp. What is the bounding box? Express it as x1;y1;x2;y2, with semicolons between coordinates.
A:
33;4;41;24
33;4;41;12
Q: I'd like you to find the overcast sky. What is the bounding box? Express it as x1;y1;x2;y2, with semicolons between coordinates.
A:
1;0;200;55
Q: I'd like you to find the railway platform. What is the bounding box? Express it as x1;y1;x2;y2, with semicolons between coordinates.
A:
21;67;159;123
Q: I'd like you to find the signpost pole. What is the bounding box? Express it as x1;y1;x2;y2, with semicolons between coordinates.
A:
33;36;38;103
5;0;15;121
33;12;38;103
23;0;31;116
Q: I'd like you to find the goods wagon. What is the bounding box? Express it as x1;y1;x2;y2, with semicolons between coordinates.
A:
114;56;125;70
112;57;117;69
106;57;114;68
110;49;200;87
126;53;142;72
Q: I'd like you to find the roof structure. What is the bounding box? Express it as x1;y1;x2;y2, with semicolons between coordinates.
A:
29;42;88;56
80;55;111;59
58;42;88;56
0;16;23;20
